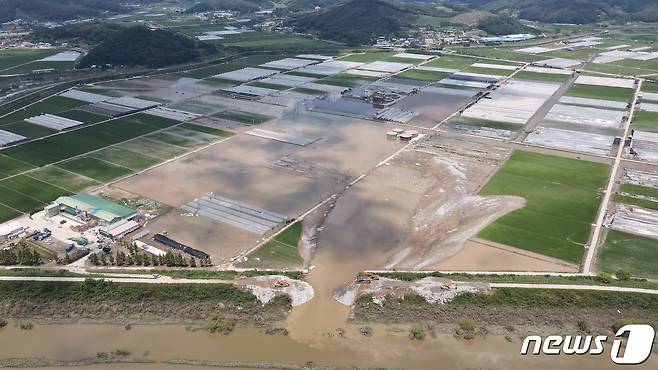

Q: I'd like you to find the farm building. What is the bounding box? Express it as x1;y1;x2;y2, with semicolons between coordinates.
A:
100;219;140;239
52;193;137;223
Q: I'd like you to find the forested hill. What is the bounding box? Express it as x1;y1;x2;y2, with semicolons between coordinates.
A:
78;26;215;68
290;0;415;46
454;0;658;24
0;0;164;22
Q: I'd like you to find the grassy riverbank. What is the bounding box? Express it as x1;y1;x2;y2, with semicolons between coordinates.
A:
0;279;290;325
353;288;658;335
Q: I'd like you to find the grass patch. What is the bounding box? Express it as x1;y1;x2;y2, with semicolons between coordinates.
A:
57;110;107;124
145;132;199;148
565;84;634;103
218;33;337;50
0;155;34;178
585;63;651;77
176;63;242;79
212;110;272;125
424;55;476;70
449;116;522;131
0;186;45;213
632;110;658;132
0;175;71;203
0;49;57;71
317;73;376;87
620;184;658;199
456;48;541;63
0;96;85;125
643;82;658;94
514;71;571;83
0;279;262;306
599;230;658;279
0;121;58;139
241;221;303;269
338;52;394;63
478;151;609;264
1;114;179;166
116;138;187;160
28;167;100;193
179;123;232;137
57;157;133;183
613;194;658;211
91;147;160;171
464;66;512;77
396;69;449;82
0;203;21;223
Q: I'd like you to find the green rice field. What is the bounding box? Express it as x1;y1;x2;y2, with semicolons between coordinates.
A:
90;147;161;171
0;121;56;139
212;110;272;125
0;49;57;71
632;110;658;132
0;96;85;125
478;151;609;264
613;194;658;211
0;155;34;179
513;71;571;83
56;157;133;183
396;69;449;82
598;230;658;279
0;114;179;166
239;221;303;269
27;167;100;193
565;84;635;103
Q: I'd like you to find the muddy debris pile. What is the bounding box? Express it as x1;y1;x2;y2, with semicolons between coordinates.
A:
333;274;490;306
234;275;315;307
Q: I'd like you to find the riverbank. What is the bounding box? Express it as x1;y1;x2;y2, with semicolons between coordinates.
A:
352;288;658;336
0;280;291;327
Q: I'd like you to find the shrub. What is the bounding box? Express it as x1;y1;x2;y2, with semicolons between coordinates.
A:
0;318;7;328
597;272;613;284
409;324;425;340
616;270;632;281
577;320;590;334
456;317;477;340
207;315;236;334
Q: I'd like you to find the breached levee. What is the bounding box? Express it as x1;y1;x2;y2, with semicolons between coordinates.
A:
333;276;490;306
234;275;314;307
385;155;525;269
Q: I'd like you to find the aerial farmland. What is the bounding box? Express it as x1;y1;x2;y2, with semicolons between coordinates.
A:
0;37;653;281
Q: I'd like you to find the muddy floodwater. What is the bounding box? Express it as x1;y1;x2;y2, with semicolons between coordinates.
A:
1;321;656;370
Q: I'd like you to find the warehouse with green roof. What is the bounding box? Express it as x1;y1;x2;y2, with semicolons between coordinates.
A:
53;193;137;223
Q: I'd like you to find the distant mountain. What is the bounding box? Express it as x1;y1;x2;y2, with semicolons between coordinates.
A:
0;0;121;22
290;0;416;46
183;0;273;14
478;14;535;35
0;0;161;23
454;0;658;24
78;26;215;68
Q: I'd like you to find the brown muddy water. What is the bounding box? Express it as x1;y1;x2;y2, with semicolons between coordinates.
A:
1;321;654;370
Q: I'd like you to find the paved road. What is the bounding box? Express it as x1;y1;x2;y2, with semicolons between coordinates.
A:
582;79;643;274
